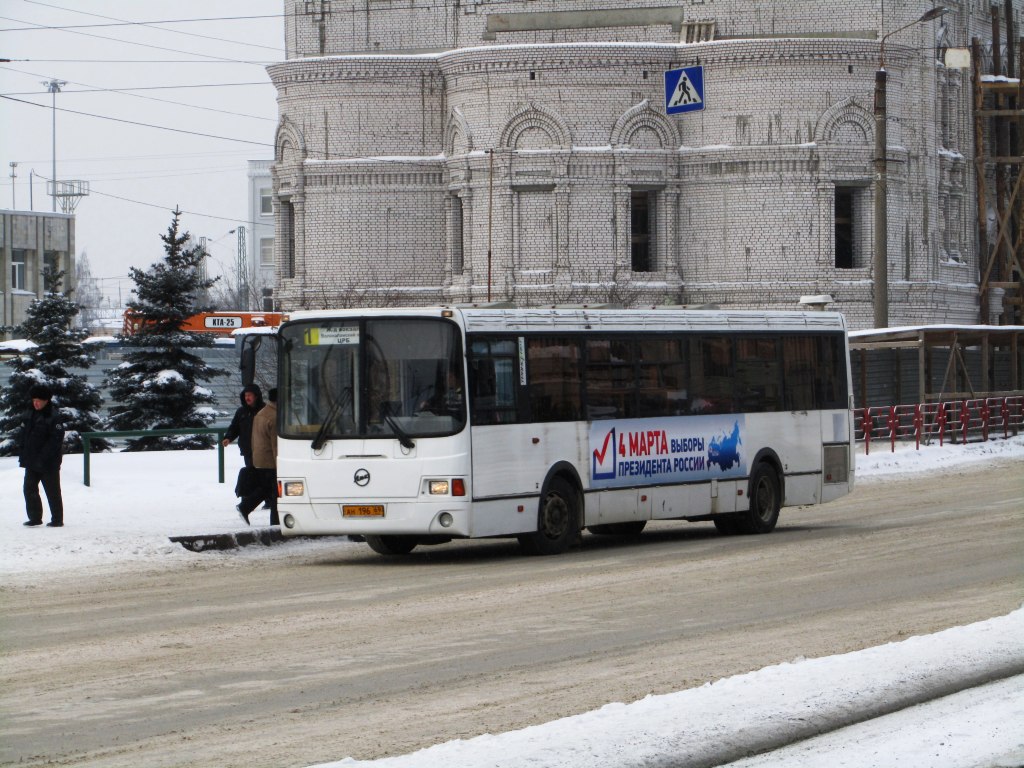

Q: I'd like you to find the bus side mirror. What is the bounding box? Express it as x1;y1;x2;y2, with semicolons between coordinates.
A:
240;336;260;386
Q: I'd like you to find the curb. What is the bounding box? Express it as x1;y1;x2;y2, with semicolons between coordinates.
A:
169;528;284;552
168;530;358;552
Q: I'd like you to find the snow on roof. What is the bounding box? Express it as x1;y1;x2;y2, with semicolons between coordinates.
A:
850;323;1024;338
0;338;37;351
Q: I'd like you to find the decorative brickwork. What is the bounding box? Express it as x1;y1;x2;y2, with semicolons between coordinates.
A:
268;1;1022;328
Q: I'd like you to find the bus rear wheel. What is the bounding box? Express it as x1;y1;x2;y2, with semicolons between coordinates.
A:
365;535;419;555
518;477;581;556
738;463;781;534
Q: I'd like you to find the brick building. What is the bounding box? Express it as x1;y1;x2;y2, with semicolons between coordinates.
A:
267;1;1022;330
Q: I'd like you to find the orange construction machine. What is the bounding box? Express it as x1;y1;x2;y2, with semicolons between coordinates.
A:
122;310;286;337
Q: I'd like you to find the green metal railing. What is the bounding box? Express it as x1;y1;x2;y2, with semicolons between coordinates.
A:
80;428;228;487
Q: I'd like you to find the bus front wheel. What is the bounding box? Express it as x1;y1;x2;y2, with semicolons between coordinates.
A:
739;463;781;534
365;535;419;556
518;477;581;556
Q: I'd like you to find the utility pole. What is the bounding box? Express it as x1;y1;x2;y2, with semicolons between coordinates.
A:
872;7;949;329
42;79;66;213
236;226;248;309
8;162;15;208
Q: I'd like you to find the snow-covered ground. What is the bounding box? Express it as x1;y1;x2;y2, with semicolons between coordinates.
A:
2;437;1023;767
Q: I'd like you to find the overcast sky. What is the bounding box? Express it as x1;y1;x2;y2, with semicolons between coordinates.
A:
1;0;284;304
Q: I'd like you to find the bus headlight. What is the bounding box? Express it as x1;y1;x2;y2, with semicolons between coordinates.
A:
429;480;449;495
283;481;305;497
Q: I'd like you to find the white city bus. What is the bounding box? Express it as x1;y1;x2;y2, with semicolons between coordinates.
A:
273;307;855;556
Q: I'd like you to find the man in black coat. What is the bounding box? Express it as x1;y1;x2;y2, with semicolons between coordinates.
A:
222;384;265;502
19;384;65;527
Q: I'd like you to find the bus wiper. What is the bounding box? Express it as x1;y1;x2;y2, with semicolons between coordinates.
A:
381;402;415;450
312;387;352;451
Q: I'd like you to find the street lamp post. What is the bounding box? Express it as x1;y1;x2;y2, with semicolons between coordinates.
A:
42;79;67;213
873;6;949;329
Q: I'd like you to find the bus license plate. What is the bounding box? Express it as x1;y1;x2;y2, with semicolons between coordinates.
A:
343;504;384;517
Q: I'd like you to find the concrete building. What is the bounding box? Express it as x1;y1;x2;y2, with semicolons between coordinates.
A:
267;1;1022;329
246;160;277;311
1;209;76;337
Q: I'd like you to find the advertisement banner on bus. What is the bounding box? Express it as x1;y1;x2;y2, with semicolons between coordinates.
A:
590;415;746;488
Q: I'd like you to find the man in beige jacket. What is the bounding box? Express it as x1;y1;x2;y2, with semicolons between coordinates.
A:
238;387;278;525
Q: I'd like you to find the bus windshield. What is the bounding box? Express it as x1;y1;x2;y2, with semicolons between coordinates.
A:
279;317;465;442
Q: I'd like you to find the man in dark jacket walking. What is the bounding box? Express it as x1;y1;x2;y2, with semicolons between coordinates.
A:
19;384;65;527
222;385;264;504
238;387;278;526
222;384;265;466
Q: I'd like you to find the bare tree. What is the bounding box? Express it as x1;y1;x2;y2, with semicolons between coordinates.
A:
209;260;275;312
74;251;105;332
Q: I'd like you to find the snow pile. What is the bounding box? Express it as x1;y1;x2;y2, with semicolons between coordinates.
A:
314;608;1024;768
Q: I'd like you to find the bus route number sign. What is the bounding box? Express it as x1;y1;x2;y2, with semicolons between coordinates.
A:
304;326;359;346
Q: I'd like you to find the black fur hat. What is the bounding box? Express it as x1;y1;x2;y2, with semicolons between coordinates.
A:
30;385;53;401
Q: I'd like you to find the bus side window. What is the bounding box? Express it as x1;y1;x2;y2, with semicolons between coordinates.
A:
783;336;816;411
527;337;582;422
816;334;847;408
693;336;735;414
734;336;781;413
637;337;688;416
473;358;496;397
469;339;519;425
584;337;636;419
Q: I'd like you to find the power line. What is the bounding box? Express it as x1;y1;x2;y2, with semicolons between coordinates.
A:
0;80;273;95
1;93;274;147
4;148;261;165
0;14;275;65
0;65;275;122
17;1;284;53
42;165;255;182
89;186;262;228
30;169;268;233
1;12;282;33
0;165;252;187
2;92;465;163
5;59;278;64
8;0;493;26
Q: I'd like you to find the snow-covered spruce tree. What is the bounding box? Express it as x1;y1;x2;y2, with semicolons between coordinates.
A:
0;268;110;455
103;210;228;451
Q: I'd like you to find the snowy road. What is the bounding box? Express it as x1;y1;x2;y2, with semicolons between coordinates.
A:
1;448;1021;768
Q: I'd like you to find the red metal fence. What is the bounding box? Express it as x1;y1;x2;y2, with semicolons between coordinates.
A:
854;396;1024;453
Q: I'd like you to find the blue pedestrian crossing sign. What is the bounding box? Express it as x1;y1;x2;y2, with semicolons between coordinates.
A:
664;66;705;115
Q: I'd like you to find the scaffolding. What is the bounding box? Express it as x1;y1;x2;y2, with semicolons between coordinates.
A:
850;324;1023;406
973;2;1024;325
46;179;89;214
